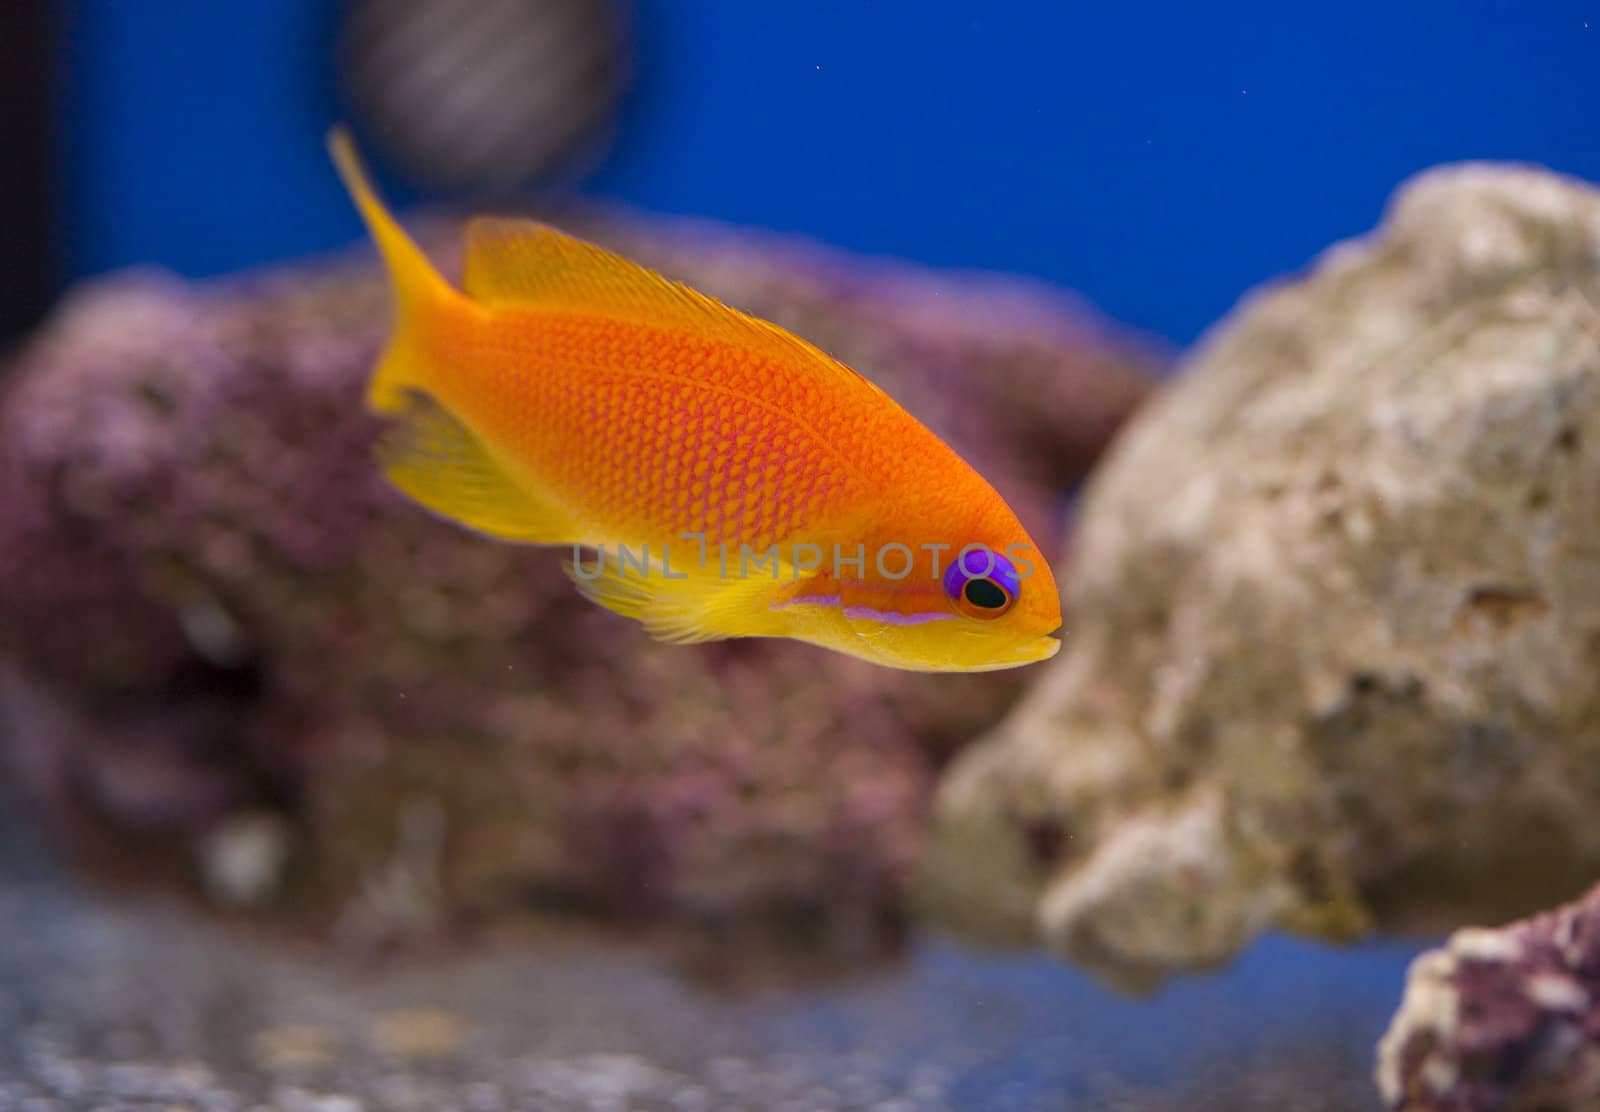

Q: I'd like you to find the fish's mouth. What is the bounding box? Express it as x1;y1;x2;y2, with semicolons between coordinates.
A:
969;633;1061;671
1028;635;1063;663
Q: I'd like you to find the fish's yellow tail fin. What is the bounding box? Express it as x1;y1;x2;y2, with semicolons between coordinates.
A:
326;126;458;414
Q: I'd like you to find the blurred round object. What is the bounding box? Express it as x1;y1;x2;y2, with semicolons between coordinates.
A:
338;0;630;191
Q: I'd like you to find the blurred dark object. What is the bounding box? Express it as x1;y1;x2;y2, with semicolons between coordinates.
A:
338;0;630;191
1377;881;1600;1111
0;0;56;348
0;207;1160;956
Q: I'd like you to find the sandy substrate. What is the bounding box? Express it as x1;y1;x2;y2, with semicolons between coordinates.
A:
0;790;1417;1112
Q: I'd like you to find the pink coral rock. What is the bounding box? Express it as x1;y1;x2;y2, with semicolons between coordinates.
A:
1378;881;1600;1110
0;207;1158;952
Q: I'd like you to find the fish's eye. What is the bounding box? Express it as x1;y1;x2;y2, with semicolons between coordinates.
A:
963;577;1011;612
944;545;1020;621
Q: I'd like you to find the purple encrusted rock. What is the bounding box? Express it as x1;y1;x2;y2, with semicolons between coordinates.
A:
0;205;1160;953
1377;881;1600;1110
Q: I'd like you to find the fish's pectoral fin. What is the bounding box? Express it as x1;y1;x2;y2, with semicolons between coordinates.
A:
377;388;576;543
564;551;799;644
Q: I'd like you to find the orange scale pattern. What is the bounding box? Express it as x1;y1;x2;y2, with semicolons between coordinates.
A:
443;314;863;552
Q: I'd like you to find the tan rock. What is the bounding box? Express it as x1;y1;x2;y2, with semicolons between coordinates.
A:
923;164;1600;988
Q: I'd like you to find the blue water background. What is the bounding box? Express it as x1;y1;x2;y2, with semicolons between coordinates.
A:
61;1;1600;347
762;932;1426;1105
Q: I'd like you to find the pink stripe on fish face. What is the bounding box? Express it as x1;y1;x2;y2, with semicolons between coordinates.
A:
842;605;956;626
772;591;954;625
772;592;843;611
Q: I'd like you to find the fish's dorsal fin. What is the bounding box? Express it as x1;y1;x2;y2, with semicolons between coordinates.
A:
462;216;884;391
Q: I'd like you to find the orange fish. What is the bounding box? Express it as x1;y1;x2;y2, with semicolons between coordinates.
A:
329;128;1061;671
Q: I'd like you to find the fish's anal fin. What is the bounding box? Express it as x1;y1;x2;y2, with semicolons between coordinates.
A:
462;217;886;396
565;549;802;644
377;389;575;543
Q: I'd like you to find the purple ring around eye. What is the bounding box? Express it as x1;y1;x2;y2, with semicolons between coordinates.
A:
957;543;996;579
944;545;1021;602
